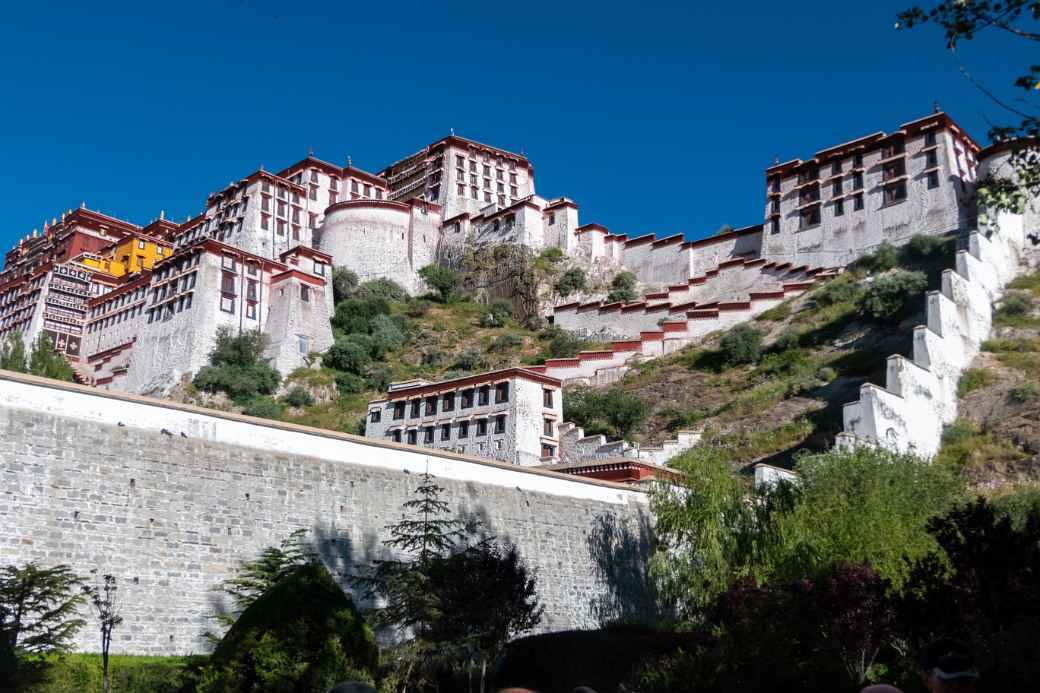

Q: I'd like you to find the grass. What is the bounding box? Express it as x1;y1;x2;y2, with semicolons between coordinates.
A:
685;418;817;467
934;418;1029;474
755;299;794;322
957;368;995;398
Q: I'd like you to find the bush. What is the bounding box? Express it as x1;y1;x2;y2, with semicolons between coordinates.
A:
719;325;762;367
852;240;899;274
331;296;390;335
451;349;488;373
284;387;314;408
564;386;647;439
356;278;408;302
555;268;587;297
193;328;281;402
369;314;407;354
241;395;286;420
405;298;432;318
905;233;947;260
365;364;394;392
957;368;994;398
812;274;863;307
536;327;593;361
418;264;461;302
198;563;377;693
771;329;800;353
1009;382;1039;403
858;269;927;320
324;336;371;374
489;334;523;351
479;300;514;327
331;267;359;304
27;654;204;693
420;346;445;367
334;372;367;395
605;272;638;304
817;366;837;382
997;291;1033;319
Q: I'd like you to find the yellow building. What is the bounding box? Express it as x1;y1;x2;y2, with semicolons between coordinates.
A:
79;234;173;277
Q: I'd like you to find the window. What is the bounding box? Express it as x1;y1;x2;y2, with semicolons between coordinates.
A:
852;172;864;190
277;220;286;235
458;184;465;195
410;399;421;417
853;153;863;168
423;427;434;444
309;213;318;229
853;193;864;211
457;155;465;167
883;181;907;205
393;402;406;419
797;167;818;185
295;334;308;355
510;186;518;197
882;159;906;182
351;180;359;193
315;262;325;276
425;396;438;416
458;420;469;438
543;389;554;407
831;178;842;197
882;140;905;159
478;385;490;406
925;130;937;146
407;429;417;445
494;415;506;434
391;430;402;443
541;444;556;458
309;186;318;201
221;272;236;294
834;198;845;217
926;149;938;168
927;170;940;189
440;423;451;441
222;255;237;271
461;389;474;408
370;409;382;423
543;419;554;436
831;160;842;175
443;392;455;411
495;382;509;403
799;206;820;229
476;418;488;436
246;302;257;319
138;240;145;249
220;296;235;313
771;218;780;234
364;184;371;197
247;280;258;301
771;198;780;213
300;285;310;302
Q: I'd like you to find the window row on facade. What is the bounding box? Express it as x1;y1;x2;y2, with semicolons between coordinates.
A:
387;414;509;444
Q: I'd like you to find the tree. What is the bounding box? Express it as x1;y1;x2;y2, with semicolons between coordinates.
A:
719;325;762;367
0;332;28;373
0;563;85;688
193;328;281;402
83;571;123;693
816;562;896;685
605;271;638;304
897;2;1040;216
199;563;378;693
324;336;372;375
26;334;74;381
418;264;461;302
562;385;648;439
332;267;360;304
857;269;927;320
554;268;587;297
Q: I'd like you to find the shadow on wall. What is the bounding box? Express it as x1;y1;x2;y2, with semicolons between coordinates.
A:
586;510;674;628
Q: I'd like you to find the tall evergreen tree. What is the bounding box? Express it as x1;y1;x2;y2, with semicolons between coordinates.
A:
0;332;28;373
27;334;74;381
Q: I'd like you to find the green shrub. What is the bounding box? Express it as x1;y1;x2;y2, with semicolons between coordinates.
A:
284;387;314;408
771;329;800;353
817;366;837;382
194;328;281;402
0;331;28;373
489;334;523;351
19;334;76;382
451;349;488;373
324;336;371;374
659;404;709;431
852;240;899;274
719;325;762;367
334;372;367;395
755;348;811;379
564;386;647;438
365;364;394;392
555;268;587;297
331;267;359;304
1009;382;1039;404
756;300;792;322
996;291;1034;323
536;327;594;361
858;269;927;320
241;396;286;420
539;246;565;263
331;296;391;334
421;346;445;367
356;278;408;302
905;233;948;260
197;563;377;693
418;264;461;302
957;368;994;398
479;300;514;327
605;271;638;304
369;314;407;354
982;337;1038;352
405;298;432;318
28;654;204;693
812;274;863;307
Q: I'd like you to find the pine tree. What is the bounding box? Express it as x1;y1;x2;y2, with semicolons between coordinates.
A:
0;332;28;373
26;334;74;381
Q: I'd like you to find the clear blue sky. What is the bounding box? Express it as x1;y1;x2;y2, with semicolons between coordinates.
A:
0;1;1027;251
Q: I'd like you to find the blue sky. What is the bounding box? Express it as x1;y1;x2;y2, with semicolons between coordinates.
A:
0;1;1027;250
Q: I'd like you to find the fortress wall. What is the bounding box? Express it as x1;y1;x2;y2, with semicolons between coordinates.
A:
0;372;649;655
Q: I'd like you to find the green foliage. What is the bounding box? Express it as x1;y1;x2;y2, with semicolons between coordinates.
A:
356;278;408;302
404;298;432;318
369;314;407;356
450;349;488;374
1009;382;1039;403
331;267;359;304
478;299;514;327
418;264;461;302
199;563;377;693
26;654;204;693
719;324;762;367
770;328;800;353
365;364;394;392
331;296;390;335
0;331;28;373
995;290;1038;327
533;326;597;361
812;273;864;307
240;396;286;420
538;246;565;264
817;366;837;382
905;233;947;260
934;418;1029;473
993;486;1040;531
857;269;927;320
1;563;86;689
25;335;74;382
193;328;281;402
957;367;994;398
851;240;899;274
554;267;587;297
284;387;314;408
563;385;648;438
488;333;523;351
605;271;638;304
333;372;366;395
755;299;793;322
324;336;372;375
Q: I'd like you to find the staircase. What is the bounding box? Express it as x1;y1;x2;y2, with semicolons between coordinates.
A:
535;260;840;385
556;420;702;467
64;355;92;386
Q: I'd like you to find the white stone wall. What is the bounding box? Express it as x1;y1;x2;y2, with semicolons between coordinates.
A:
262;274;334;375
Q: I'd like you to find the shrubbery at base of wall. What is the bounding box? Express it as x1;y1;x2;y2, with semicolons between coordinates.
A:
28;653;205;693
